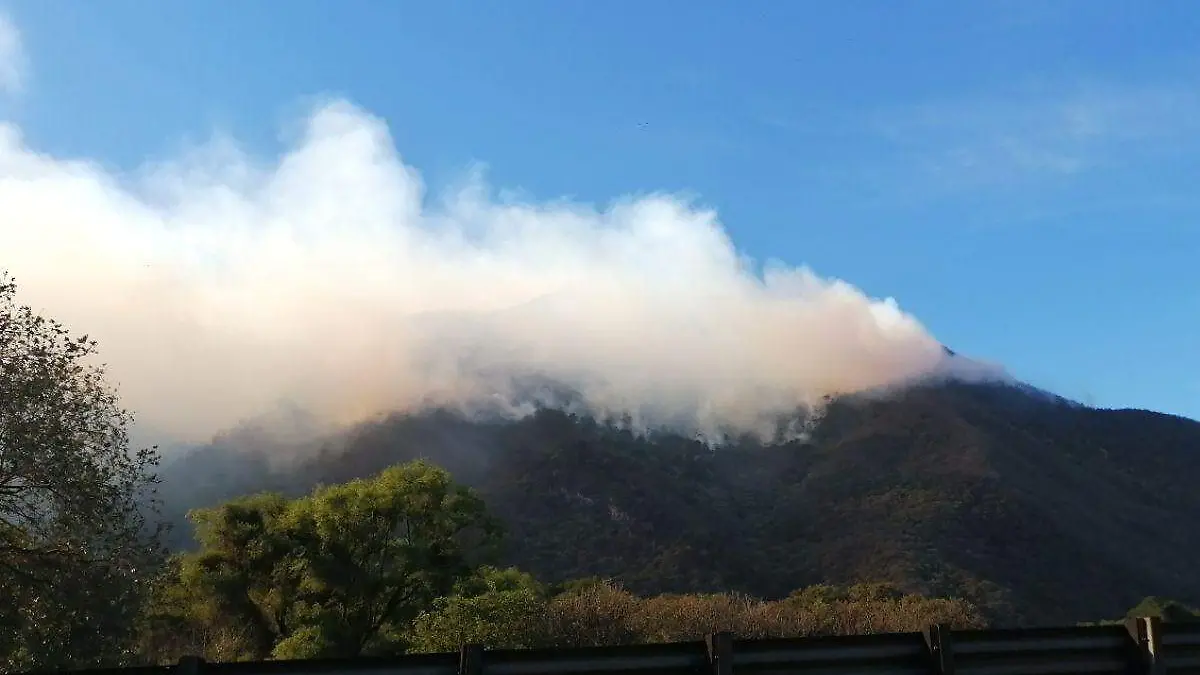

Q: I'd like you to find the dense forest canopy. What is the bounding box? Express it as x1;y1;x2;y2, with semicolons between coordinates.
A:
159;380;1200;627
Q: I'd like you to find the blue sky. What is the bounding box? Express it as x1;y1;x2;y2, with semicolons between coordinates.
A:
2;1;1198;421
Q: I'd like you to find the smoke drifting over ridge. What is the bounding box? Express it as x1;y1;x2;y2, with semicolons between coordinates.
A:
0;99;1005;446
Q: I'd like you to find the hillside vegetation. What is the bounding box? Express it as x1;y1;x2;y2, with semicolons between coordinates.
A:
140;463;986;663
7;271;1200;670
164;383;1200;627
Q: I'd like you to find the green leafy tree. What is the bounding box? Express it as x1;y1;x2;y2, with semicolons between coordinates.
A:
1125;596;1200;623
407;566;549;652
136;556;260;663
147;461;500;662
139;494;296;661
0;273;165;671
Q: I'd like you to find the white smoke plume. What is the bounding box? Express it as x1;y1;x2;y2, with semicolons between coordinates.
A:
0;98;1005;447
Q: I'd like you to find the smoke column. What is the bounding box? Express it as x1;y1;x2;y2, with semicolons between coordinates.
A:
0;99;1003;446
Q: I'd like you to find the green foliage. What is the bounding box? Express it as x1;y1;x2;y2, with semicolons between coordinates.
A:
408;567;549;652
1125;597;1200;623
1080;596;1200;627
143;494;296;660
12;267;1200;670
142;461;500;662
547;576;610;597
135;556;259;662
143;447;985;662
0;273;165;671
192;386;1200;626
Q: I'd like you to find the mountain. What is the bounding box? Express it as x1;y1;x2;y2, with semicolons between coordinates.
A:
158;380;1200;626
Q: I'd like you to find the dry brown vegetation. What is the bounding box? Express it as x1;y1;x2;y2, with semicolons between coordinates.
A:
406;579;986;653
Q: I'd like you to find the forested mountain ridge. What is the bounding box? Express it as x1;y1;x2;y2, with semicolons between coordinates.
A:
161;380;1200;627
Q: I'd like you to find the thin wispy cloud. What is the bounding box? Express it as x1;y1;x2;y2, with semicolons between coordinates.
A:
0;12;26;96
873;80;1200;190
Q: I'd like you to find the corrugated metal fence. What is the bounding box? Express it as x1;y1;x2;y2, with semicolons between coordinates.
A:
32;617;1200;675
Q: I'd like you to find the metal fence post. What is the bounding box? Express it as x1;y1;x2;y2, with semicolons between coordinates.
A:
1125;617;1147;675
1143;617;1164;675
1125;616;1166;675
706;632;733;675
459;643;484;675
923;624;955;675
176;656;205;675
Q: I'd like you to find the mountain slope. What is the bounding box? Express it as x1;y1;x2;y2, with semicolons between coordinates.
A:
159;382;1200;626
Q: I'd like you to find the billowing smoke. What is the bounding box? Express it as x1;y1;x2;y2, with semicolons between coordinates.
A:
0;99;1005;447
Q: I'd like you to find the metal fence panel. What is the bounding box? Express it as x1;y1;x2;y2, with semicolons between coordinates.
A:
20;618;1200;675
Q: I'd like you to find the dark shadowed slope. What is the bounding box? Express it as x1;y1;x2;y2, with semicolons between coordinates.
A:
159;382;1200;626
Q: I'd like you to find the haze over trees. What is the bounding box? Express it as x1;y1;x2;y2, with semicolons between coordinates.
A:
2;271;1198;672
0;274;165;671
0;273;982;670
0;271;982;670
